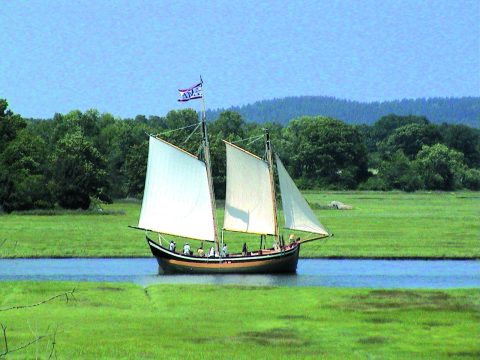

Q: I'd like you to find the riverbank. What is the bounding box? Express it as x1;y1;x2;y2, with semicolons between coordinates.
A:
1;282;478;359
1;191;478;258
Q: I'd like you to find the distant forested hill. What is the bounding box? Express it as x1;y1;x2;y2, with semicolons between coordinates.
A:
206;96;480;126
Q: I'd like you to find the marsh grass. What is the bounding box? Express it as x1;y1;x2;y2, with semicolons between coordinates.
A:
0;191;478;258
9;208;126;216
0;282;478;359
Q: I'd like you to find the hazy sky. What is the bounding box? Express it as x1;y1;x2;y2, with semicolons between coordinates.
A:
1;0;479;118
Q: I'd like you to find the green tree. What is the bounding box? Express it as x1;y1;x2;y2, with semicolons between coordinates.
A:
354;124;376;152
148;115;167;129
54;129;108;209
377;151;423;191
0;102;53;212
282;116;369;188
382;123;442;159
414;144;466;190
462;168;480;190
76;109;101;139
0;130;54;212
27;117;56;151
440;124;480;168
50;110;101;147
96;120;128;198
210;111;246;139
370;114;430;151
102;118;158;199
0;99;27;154
124;141;149;197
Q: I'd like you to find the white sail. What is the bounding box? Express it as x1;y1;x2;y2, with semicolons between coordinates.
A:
223;142;276;235
276;155;329;236
138;136;216;241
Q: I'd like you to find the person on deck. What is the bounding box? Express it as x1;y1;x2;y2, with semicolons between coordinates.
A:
273;240;280;251
183;243;191;255
289;234;296;244
221;243;228;257
197;246;205;257
242;242;248;256
169;241;175;252
208;246;215;257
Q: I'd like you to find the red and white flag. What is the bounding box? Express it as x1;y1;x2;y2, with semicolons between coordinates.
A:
178;81;203;102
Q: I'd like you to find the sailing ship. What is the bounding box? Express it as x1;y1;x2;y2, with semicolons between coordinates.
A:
132;81;330;274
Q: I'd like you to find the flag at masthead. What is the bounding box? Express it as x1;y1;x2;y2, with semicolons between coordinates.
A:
178;80;203;102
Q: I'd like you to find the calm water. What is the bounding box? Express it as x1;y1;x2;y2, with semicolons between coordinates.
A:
0;258;479;288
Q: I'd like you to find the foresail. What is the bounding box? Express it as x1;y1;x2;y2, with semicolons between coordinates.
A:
276;155;329;236
138;136;216;241
223;142;276;235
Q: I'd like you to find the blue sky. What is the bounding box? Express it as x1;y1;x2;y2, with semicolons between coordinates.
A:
1;0;479;118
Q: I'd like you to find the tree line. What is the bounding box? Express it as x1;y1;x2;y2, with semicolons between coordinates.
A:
206;96;480;127
0;99;479;212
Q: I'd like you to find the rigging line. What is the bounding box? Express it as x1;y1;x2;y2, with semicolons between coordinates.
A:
154;123;199;137
231;134;264;145
196;143;203;158
158;233;169;246
183;123;202;144
246;135;264;146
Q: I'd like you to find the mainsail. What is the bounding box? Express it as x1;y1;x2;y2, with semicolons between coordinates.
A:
276;155;329;236
223;142;276;235
138;136;216;241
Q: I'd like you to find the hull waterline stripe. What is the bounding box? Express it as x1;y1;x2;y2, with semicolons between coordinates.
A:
165;257;290;269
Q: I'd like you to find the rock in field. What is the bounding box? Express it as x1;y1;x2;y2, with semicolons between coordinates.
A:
329;201;353;210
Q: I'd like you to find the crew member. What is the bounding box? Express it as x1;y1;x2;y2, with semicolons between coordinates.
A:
183;242;191;255
242;242;248;256
221;243;228;257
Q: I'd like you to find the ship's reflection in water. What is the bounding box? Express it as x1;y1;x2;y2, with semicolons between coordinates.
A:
1;258;479;289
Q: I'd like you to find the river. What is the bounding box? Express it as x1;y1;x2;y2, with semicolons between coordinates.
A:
1;258;479;288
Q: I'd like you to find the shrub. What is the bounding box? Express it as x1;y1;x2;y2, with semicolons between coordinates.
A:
462;168;480;190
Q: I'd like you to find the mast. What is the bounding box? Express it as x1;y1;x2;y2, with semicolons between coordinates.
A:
200;81;220;253
264;129;279;240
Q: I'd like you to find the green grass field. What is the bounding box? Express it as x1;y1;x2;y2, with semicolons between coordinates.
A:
1;282;478;359
0;191;478;258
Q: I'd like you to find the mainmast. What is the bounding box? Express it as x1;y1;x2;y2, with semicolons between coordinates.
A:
200;83;220;252
264;129;280;240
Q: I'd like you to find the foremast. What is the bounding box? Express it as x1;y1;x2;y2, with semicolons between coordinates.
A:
264;129;280;242
200;88;220;253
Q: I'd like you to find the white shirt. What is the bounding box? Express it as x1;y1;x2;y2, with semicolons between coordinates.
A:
183;244;191;255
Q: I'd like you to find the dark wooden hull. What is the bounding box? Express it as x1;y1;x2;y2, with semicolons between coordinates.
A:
147;237;300;274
